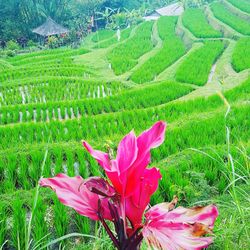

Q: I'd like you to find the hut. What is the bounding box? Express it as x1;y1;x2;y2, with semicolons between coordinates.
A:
32;17;69;37
144;2;184;21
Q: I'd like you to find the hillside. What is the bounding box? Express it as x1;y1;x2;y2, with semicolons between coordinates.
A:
0;1;250;249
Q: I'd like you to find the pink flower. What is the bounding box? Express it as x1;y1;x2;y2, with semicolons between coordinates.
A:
142;201;219;250
39;121;219;250
83;121;166;198
39;174;112;221
125;167;162;229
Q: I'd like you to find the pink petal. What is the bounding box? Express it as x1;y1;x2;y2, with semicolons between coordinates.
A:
143;220;213;250
146;204;219;228
138;121;167;150
83;141;111;171
39;174;112;221
126;168;161;228
116;130;138;175
143;204;219;250
83;122;166;198
124;121;166;196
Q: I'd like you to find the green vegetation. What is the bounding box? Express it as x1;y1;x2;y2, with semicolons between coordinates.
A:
107;21;154;75
232;37;250;72
175;40;225;85
0;3;250;249
0;81;193;125
94;27;132;48
182;8;222;38
227;0;250;14
0;48;91;83
92;30;116;43
131;17;186;83
210;2;250;35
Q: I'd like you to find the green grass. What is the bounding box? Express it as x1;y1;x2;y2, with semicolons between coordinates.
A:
0;8;250;249
182;8;222;38
91;29;115;43
227;0;250;14
232;37;250;72
107;21;154;75
175;40;226;85
210;2;250;35
94;27;132;48
0;81;193;125
130;17;186;83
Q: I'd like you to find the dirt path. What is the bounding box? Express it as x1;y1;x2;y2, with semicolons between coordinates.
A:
208;64;217;83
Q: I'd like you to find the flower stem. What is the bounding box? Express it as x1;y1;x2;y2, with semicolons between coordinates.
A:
120;196;127;240
100;218;120;249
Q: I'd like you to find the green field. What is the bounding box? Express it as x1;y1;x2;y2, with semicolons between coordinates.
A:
227;0;250;14
211;2;250;35
0;2;250;250
232;37;250;72
175;40;226;85
182;8;222;38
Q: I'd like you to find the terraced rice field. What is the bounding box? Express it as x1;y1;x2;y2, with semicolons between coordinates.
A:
0;2;250;250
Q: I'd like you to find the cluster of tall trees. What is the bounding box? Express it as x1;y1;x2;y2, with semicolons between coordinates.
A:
0;0;215;42
0;0;174;42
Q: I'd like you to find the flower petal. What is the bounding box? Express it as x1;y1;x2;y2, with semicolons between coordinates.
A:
124;121;166;196
116;130;138;175
146;204;218;228
137;121;167;150
143;220;213;250
143;203;218;250
83;141;111;171
39;174;112;221
126;168;162;228
84;177;116;197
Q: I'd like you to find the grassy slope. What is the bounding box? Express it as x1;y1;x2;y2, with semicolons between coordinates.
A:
0;6;250;250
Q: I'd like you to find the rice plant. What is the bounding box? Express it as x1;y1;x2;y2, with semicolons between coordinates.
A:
107;21;154;75
131;17;186;83
232;37;250;72
227;0;250;14
182;8;222;38
210;2;250;35
175;40;225;85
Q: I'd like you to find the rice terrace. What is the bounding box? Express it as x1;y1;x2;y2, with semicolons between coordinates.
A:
0;0;249;249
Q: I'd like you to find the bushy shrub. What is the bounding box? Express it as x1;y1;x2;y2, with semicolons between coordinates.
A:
6;40;19;50
6;50;16;57
27;40;36;47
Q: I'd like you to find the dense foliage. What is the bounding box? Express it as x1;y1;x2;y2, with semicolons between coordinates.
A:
210;2;250;35
232;37;250;72
0;0;173;42
176;40;225;85
182;8;221;38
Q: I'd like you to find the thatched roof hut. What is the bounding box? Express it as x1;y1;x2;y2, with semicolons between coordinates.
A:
32;17;69;37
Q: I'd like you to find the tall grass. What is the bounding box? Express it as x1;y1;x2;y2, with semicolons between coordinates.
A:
131;17;186;83
227;0;250;14
210;2;250;35
175;40;225;85
107;21;154;75
182;8;221;38
232;37;250;72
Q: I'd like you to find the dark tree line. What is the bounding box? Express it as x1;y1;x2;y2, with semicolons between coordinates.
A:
0;0;174;42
